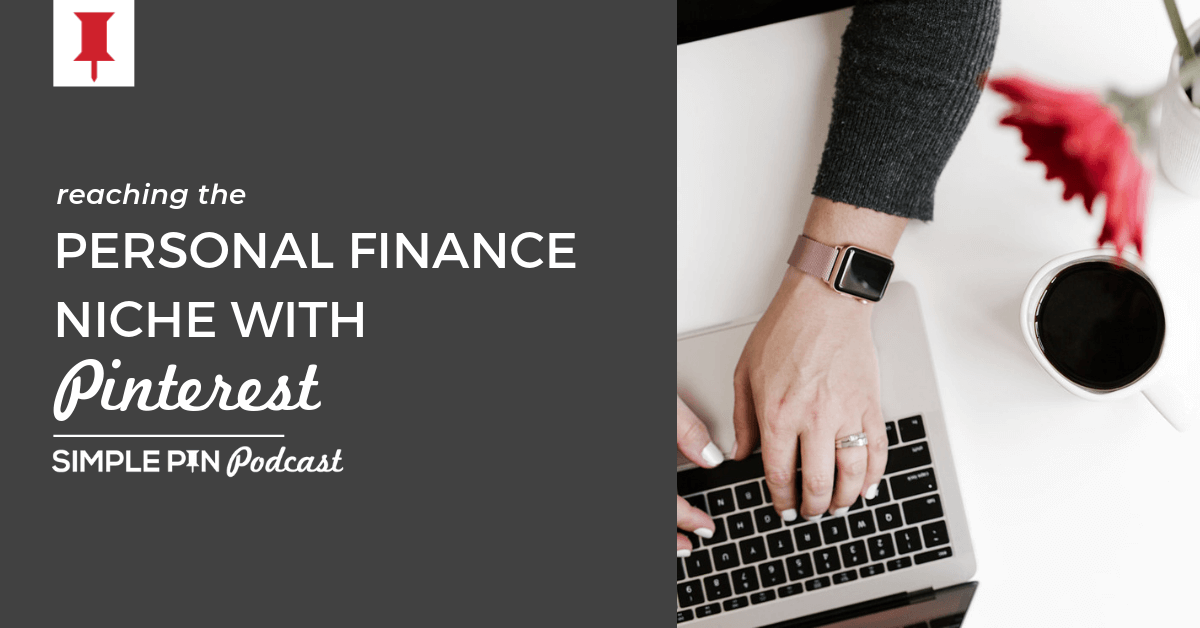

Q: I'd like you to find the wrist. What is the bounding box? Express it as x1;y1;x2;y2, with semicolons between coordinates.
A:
778;266;874;317
784;198;904;304
802;197;907;257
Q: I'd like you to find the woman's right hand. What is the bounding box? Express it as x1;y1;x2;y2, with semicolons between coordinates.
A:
732;268;888;523
730;198;904;523
676;395;720;557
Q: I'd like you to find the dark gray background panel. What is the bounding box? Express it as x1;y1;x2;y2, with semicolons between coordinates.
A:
3;1;675;625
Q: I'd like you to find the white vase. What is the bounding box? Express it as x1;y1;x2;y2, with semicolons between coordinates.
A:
1160;19;1200;196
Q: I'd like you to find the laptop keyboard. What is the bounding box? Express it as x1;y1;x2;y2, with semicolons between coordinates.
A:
676;415;953;624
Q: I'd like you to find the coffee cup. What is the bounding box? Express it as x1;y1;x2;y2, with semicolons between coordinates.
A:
1020;249;1198;431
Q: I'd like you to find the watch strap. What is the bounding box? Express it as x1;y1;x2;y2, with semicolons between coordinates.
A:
787;235;839;281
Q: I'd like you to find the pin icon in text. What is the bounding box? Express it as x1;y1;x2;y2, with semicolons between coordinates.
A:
186;450;200;473
74;12;114;82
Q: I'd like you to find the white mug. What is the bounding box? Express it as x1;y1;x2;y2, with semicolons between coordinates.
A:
1020;249;1198;431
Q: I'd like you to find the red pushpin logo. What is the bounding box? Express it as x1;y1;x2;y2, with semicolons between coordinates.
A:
74;12;115;82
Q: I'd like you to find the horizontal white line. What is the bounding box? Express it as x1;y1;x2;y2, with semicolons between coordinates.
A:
53;434;285;438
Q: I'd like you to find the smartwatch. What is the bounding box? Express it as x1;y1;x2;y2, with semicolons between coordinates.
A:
786;235;895;302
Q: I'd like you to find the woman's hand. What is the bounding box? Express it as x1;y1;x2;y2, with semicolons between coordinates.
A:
732;197;904;523
733;268;887;522
676;396;721;557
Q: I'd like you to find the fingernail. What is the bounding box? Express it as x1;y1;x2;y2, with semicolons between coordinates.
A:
831;507;849;517
781;509;798;522
695;527;714;539
677;549;691;558
700;442;724;467
865;484;879;500
804;513;823;523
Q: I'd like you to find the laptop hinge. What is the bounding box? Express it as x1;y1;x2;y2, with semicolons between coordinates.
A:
903;586;937;605
763;588;937;628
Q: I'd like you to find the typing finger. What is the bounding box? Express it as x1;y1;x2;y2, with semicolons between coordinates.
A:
829;428;867;516
676;494;715;539
677;395;723;468
677;532;693;556
860;408;888;500
798;425;836;521
731;367;758;460
759;424;799;523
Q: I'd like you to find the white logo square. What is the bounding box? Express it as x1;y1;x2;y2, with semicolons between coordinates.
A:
53;0;135;87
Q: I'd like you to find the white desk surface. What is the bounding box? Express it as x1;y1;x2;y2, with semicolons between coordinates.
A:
678;1;1200;625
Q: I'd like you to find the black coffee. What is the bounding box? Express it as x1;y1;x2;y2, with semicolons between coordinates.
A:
1035;260;1165;390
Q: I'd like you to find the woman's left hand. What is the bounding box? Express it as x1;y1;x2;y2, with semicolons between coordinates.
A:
677;396;721;556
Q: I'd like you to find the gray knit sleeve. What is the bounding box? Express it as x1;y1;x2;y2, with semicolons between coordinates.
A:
812;0;1000;221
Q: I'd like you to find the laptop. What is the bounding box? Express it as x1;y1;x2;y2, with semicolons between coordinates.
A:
676;281;977;627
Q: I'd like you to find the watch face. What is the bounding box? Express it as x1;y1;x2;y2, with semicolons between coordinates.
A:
834;247;894;302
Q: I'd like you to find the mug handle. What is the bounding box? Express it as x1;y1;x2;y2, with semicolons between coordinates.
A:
1144;378;1200;432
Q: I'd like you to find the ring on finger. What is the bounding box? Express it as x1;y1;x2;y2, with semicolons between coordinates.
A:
835;432;868;449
